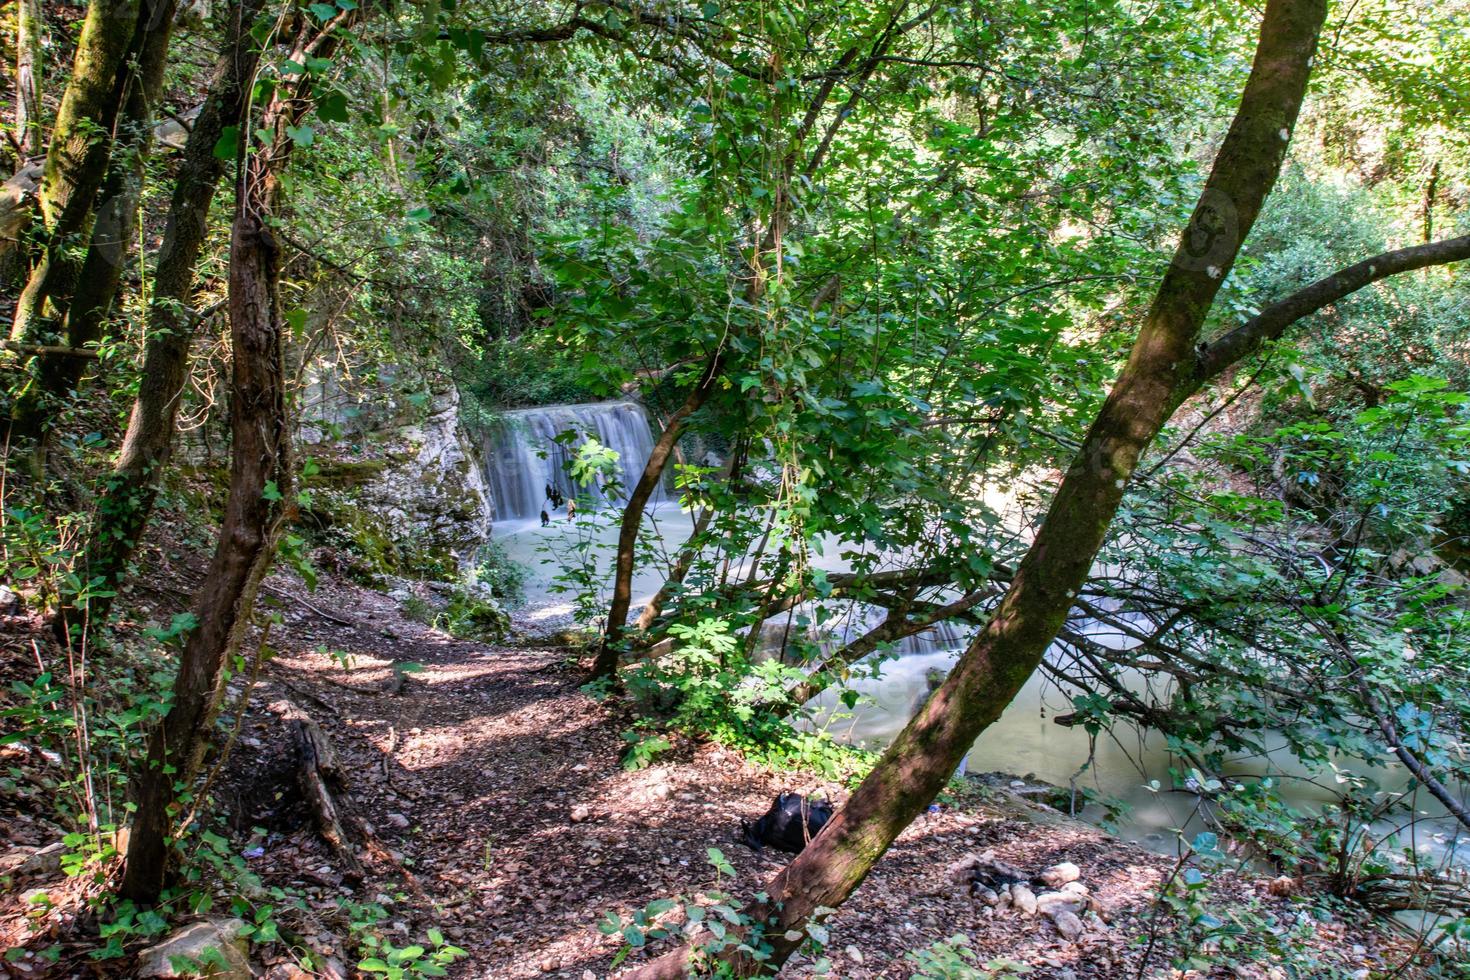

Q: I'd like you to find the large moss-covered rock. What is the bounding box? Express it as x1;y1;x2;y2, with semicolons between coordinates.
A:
299;383;493;580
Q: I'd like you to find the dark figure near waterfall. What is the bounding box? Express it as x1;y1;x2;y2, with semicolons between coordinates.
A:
740;792;833;854
540;509;550;527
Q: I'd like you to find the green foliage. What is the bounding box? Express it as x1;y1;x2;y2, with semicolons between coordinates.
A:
595;851;839;974
618;615;864;778
342;902;468;979
905;935;1032;979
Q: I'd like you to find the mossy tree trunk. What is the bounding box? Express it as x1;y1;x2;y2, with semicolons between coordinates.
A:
620;0;1331;973
8;0;144;345
8;0;181;455
14;0;43;160
58;0;269;643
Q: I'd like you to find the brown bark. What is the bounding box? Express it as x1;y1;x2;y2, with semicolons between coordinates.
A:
620;1;1330;973
120;4;364;902
633;499;718;633
59;0;268;642
779;589;993;710
593;360;724;675
594;6;920;679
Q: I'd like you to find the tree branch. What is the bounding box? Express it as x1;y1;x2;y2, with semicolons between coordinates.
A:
1196;234;1470;381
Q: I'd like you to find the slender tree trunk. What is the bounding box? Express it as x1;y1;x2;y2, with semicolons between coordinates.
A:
592;359;724;676
593;8;896;677
621;1;1329;973
778;589;991;710
119;134;293;906
120;4;364;903
8;0;180;452
58;0;267;642
14;0;43;159
9;0;143;344
631;448;742;633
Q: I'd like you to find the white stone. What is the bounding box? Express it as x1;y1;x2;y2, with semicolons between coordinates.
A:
1010;882;1038;915
137;919;250;979
570;804;592;822
1036;861;1081;888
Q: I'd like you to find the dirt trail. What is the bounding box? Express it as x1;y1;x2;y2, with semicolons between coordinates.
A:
0;567;1424;979
226;576;1414;979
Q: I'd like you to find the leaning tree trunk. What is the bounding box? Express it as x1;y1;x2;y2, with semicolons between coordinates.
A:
9;0;142;345
120;4;365;904
8;0;180;455
57;0;267;643
118;130;293;905
592;360;725;675
620;0;1330;973
592;15;887;677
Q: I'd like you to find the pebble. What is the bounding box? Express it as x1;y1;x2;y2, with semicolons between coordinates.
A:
385;813;410;829
570;805;591;823
1051;909;1085;941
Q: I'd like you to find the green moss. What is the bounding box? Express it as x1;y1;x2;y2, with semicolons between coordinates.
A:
311;458;389;489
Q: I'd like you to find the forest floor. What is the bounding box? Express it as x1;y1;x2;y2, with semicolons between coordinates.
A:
0;551;1435;979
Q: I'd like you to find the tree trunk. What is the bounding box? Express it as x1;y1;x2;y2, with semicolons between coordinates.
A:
9;0;143;344
633;502;716;633
120;4;364;904
8;0;180;453
778;589;992;711
620;0;1329;973
591;359;723;676
119;138;292;904
14;0;43;159
57;0;267;643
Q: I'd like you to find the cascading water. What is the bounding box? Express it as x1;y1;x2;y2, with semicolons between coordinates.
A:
476;401;666;521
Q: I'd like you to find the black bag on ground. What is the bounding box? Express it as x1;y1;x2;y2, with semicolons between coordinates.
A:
740;792;833;853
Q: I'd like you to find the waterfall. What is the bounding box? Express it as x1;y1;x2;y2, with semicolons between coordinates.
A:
476;401;666;521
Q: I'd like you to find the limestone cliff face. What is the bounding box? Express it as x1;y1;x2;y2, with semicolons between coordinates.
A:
297;369;493;580
359;386;493;564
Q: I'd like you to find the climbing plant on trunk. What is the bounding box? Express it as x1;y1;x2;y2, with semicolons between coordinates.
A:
120;2;367;904
57;0;269;644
